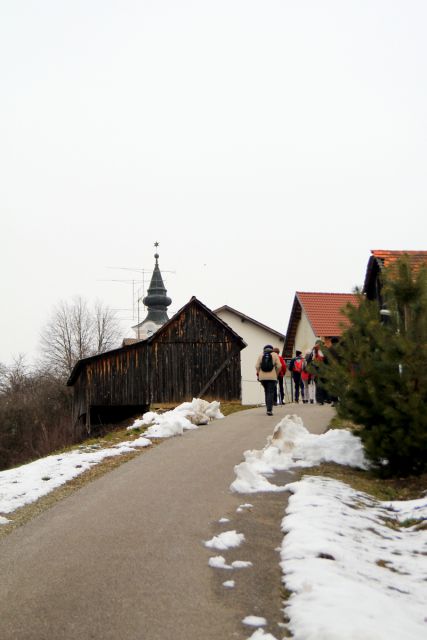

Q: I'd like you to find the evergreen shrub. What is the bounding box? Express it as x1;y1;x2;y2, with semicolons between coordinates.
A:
322;257;427;477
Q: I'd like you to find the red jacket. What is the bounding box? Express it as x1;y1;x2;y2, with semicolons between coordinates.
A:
277;355;286;377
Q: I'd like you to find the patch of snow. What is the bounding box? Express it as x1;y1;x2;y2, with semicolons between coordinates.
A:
242;615;267;627
237;503;253;512
231;414;367;493
208;555;233;569
128;398;224;438
0;446;126;516
204;530;245;550
218;517;230;523
281;475;427;640
231;560;252;568
222;580;235;588
0;515;10;525
246;630;278;640
382;496;427;523
208;556;253;570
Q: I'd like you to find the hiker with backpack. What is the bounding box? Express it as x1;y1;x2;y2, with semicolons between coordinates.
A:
289;350;305;403
255;344;283;416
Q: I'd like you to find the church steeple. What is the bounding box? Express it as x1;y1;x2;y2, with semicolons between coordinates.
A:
132;243;172;339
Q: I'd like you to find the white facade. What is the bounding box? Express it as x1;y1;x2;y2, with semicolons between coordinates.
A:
214;308;285;405
293;313;317;356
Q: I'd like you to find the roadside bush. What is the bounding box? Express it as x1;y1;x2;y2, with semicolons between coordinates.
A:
322;257;427;477
0;359;74;470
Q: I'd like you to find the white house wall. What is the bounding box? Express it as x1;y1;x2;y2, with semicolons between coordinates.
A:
215;309;284;405
293;312;317;356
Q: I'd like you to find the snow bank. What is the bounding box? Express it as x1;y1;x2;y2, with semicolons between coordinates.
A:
228;413;426;639
0;436;151;515
281;475;427;640
129;398;224;438
231;414;367;493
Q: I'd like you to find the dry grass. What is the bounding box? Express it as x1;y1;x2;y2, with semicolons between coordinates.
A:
327;415;363;431
303;462;427;501
220;401;257;416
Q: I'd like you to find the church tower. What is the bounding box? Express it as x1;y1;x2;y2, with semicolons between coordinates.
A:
132;245;172;339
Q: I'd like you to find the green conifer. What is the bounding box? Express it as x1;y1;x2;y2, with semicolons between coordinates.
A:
322;257;427;477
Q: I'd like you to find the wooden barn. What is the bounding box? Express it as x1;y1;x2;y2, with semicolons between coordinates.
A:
67;296;246;431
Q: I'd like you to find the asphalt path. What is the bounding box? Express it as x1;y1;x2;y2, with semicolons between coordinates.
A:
0;403;334;640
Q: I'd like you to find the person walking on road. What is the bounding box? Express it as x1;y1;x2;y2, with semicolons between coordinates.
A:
273;347;287;405
309;341;328;405
301;349;315;404
289;350;305;403
256;344;282;415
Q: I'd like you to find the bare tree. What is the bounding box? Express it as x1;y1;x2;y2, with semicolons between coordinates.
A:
0;354;28;393
0;358;74;470
0;361;8;393
39;297;121;379
93;300;122;353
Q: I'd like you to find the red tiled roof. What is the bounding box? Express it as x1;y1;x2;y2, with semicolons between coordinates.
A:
297;292;359;337
371;249;427;271
363;250;427;296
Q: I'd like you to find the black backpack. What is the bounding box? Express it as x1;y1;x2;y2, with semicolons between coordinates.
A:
260;352;274;372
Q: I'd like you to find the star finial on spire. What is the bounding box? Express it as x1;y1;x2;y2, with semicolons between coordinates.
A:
154;241;159;263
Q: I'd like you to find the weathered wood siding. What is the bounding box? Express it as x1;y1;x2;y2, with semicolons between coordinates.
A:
150;301;242;402
71;345;150;425
69;297;245;428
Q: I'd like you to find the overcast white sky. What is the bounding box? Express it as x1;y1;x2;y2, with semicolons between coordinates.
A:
1;0;426;365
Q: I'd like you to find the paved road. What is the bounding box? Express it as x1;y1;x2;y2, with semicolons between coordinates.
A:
0;404;334;640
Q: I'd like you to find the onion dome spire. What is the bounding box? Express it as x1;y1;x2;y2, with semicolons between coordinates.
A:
142;247;172;323
132;243;172;338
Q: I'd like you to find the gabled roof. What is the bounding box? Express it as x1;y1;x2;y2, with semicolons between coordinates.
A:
297;292;358;336
283;292;359;358
68;296;246;385
363;249;427;296
146;297;247;347
213;305;285;340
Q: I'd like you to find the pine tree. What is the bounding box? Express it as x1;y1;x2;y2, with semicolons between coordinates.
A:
322;257;427;477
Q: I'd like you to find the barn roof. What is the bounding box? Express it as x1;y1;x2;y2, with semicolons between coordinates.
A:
363;249;427;295
283;292;359;358
67;296;246;386
213;305;285;340
145;296;247;347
